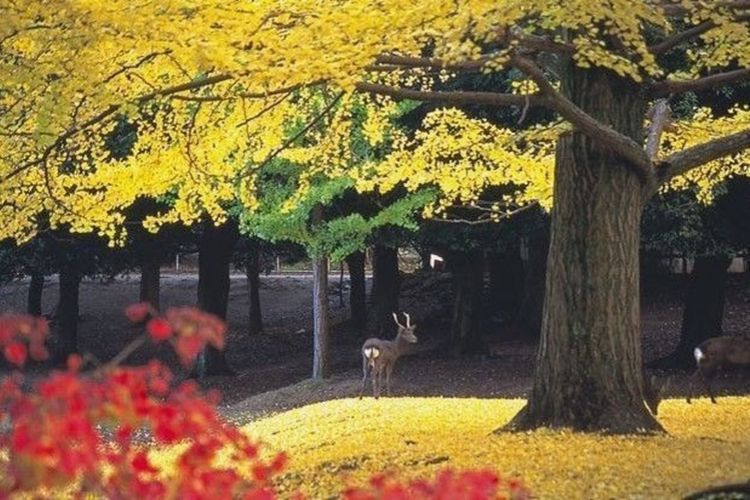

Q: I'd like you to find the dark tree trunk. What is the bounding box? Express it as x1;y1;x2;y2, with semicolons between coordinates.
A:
508;65;662;433
245;239;263;336
487;248;524;325
372;244;400;337
27;272;44;316
651;255;731;369
195;221;239;377
312;204;330;379
511;229;550;340
138;258;161;311
419;250;432;271
449;251;487;355
56;268;80;361
346;251;367;330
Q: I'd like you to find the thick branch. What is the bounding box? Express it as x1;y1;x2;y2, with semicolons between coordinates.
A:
648;14;750;54
645;99;672;160
656;127;750;183
356;82;545;108
510;55;653;182
371;54;494;72
654;0;750;16
651;68;750;97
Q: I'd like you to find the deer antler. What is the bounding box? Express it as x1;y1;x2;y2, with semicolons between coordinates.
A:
404;313;411;328
392;312;405;329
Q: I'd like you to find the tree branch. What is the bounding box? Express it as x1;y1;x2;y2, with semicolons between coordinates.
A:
355;82;545;108
648;14;750;54
653;0;750;16
510;55;653;182
650;68;750;97
645;99;672;160
656;127;750;183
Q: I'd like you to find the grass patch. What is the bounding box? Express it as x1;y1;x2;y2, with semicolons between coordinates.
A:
232;396;750;498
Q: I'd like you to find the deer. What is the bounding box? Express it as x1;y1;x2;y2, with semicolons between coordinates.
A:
359;312;417;399
686;336;750;404
643;370;671;416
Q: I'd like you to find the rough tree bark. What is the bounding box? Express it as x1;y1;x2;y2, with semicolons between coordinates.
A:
508;65;663;433
245;239;263;336
346;250;367;330
138;258;161;311
651;255;731;370
449;250;486;354
27;272;44;316
195;221;239;377
371;244;400;337
56;268;80;362
511;229;550;340
312;204;330;379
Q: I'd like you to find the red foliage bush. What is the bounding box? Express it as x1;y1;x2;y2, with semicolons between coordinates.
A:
0;305;530;499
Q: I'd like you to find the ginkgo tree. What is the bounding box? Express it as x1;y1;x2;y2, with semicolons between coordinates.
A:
1;1;749;433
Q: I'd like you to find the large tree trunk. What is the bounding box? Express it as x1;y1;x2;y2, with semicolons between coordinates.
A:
138;258;161;311
27;272;44;316
508;66;662;433
56;268;80;362
651;255;731;369
245;239;263;336
511;228;550;340
195;221;239;377
312;204;330;379
449;250;487;355
346;250;367;330
371;244;400;337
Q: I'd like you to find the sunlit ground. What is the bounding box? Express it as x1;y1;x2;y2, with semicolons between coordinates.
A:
217;397;750;499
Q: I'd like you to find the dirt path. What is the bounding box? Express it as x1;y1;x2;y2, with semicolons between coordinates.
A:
1;272;749;422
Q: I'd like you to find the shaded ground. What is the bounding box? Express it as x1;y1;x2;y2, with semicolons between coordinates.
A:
1;271;749;423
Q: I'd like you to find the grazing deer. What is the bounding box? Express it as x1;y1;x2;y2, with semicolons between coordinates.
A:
359;312;417;399
687;336;750;404
643;371;671;416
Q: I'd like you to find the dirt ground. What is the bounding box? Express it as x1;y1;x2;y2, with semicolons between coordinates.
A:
0;271;749;424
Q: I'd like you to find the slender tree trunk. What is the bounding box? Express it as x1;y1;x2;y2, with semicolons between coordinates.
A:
312;204;330;379
56;268;80;361
346;250;367;330
651;255;731;369
138;258;161;311
511;229;550;340
449;251;486;355
372;244;400;337
27;272;44;316
245;239;263;336
508;66;662;433
195;221;239;377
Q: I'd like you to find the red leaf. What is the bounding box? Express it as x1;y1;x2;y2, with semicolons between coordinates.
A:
125;303;152;323
4;342;27;367
146;318;173;342
131;451;158;474
67;354;83;372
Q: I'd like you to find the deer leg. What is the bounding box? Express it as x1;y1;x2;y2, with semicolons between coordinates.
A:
703;368;718;404
686;367;701;404
359;357;369;399
372;366;379;399
385;362;393;396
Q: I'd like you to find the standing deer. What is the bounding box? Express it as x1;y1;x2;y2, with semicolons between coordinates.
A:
687;336;750;404
359;312;417;399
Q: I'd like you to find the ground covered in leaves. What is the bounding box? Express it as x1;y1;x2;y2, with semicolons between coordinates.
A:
224;397;749;499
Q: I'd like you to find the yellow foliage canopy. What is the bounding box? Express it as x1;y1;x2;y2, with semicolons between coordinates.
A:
1;1;748;242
